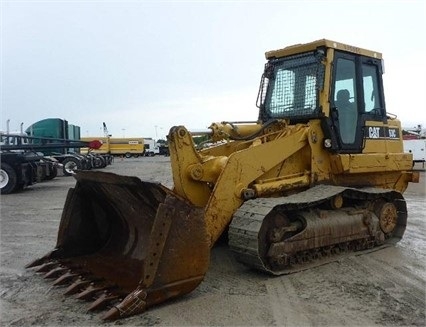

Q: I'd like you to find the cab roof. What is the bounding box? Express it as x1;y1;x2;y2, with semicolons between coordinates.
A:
265;39;382;60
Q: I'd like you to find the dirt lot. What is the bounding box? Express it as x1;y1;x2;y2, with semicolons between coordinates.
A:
1;157;425;326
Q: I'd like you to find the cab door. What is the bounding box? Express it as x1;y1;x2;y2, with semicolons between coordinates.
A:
330;51;386;153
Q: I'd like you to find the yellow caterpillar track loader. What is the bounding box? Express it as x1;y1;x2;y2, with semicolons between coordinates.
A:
27;39;419;320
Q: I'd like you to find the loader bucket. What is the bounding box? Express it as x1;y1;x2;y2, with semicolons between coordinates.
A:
26;170;210;320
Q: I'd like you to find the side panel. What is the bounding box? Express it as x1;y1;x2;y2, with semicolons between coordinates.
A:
363;120;404;154
108;138;145;155
81;137;109;154
80;137;145;155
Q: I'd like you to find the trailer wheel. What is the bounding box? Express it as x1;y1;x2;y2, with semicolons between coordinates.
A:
94;156;106;168
125;152;132;158
0;163;18;194
62;157;81;176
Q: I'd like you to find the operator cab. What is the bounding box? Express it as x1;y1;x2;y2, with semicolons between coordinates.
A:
257;39;387;154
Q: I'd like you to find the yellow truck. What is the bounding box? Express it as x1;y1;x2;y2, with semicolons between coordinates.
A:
80;137;145;158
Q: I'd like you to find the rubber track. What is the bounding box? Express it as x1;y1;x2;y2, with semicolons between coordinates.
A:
228;185;407;275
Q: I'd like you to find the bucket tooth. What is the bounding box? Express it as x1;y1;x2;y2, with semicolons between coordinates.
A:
87;291;120;312
35;261;58;273
64;278;91;296
75;283;111;300
44;267;68;279
25;251;56;268
26;258;47;269
103;307;121;321
52;271;80;286
102;288;147;321
64;275;104;295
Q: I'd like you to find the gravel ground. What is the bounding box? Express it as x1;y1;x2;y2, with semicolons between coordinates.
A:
1;157;425;326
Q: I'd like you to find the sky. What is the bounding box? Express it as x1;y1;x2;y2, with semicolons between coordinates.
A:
1;0;426;139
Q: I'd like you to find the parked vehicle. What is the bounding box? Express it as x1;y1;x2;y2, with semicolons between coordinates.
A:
1;133;58;194
81;137;145;158
404;139;426;166
143;138;160;156
0;132;103;193
25;118;113;175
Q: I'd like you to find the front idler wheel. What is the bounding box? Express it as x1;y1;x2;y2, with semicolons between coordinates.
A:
376;202;398;235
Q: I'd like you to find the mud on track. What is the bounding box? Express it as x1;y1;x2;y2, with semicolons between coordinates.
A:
1;157;425;326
